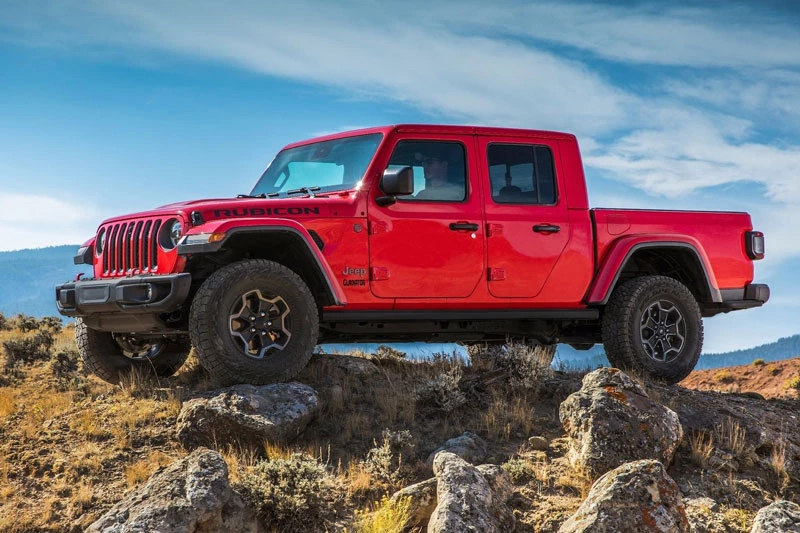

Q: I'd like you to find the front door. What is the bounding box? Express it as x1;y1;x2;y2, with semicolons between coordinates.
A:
478;137;570;298
368;136;485;298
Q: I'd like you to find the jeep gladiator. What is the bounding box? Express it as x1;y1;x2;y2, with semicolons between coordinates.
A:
56;125;769;385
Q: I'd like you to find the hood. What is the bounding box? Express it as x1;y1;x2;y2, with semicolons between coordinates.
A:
99;192;359;226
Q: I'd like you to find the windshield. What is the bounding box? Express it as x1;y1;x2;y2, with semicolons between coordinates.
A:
250;133;383;196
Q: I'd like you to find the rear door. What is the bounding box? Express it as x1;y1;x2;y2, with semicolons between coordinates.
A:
478;137;570;298
368;135;485;298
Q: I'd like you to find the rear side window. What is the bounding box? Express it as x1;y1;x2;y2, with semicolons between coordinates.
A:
487;144;557;205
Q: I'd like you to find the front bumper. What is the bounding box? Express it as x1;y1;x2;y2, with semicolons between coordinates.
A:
56;274;192;332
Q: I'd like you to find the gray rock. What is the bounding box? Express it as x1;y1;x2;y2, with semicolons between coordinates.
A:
176;382;319;450
87;448;260;533
528;435;549;451
427;452;514;532
426;431;488;468
559;368;683;479
390;478;437;532
559;460;689;533
751;500;800;533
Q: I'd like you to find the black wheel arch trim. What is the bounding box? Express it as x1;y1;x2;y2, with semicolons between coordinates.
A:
590;242;722;306
177;225;343;306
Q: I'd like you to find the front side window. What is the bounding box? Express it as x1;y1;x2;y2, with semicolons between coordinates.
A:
387;141;467;202
251;133;383;196
487;144;557;205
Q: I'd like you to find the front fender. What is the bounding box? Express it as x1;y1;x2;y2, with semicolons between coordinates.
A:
586;235;721;305
178;217;346;306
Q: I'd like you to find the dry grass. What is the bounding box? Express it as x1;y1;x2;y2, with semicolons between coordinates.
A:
0;388;14;419
71;409;107;439
124;450;172;488
353;495;412;533
483;392;535;441
690;432;715;468
714;417;748;462
554;465;593;498
770;439;789;491
221;443;260;485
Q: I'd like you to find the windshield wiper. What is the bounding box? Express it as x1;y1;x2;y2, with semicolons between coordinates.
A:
286;186;321;198
237;193;266;199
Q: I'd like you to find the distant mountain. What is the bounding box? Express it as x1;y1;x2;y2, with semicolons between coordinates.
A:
0;247;797;371
0;245;86;318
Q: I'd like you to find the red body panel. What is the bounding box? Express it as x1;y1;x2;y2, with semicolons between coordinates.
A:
86;124;759;313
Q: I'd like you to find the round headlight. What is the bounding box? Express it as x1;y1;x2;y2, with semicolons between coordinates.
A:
96;229;106;255
159;218;182;250
170;220;182;246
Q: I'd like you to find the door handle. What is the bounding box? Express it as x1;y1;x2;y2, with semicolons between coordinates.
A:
450;222;479;231
533;224;561;233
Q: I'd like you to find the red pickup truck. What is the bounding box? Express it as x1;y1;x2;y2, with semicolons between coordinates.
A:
56;125;768;385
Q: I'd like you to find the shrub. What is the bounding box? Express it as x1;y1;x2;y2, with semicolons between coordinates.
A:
713;370;735;384
372;345;407;361
767;365;782;376
416;365;466;413
363;429;415;488
12;314;39;333
3;329;55;373
39;317;63;334
0;313;7;331
236;453;337;530
782;375;800;391
752;358;766;366
49;348;86;392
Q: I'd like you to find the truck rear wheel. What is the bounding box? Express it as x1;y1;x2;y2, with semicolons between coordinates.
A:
75;319;191;385
602;275;703;384
189;259;319;386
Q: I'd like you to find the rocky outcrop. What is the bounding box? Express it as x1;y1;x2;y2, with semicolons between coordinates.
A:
559;460;689;533
176;382;319;450
87;448;259;533
751;500;800;533
559;368;683;479
427;452;514;532
390;478;438;532
426;431;488;468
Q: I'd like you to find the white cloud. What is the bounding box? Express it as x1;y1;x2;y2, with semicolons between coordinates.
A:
3;0;800;263
0;193;100;251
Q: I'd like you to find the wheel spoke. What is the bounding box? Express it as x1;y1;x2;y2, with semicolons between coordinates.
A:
229;289;292;360
640;298;687;364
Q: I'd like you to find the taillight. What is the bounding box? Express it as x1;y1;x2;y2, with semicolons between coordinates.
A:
746;231;765;260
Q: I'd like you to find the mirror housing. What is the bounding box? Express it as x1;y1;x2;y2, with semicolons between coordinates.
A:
381;166;414;195
377;166;414;206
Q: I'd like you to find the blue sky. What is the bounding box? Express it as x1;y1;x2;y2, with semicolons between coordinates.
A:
1;0;799;352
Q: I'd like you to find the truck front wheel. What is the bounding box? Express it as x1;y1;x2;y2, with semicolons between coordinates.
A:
602;275;703;384
189;259;319;386
75;319;191;385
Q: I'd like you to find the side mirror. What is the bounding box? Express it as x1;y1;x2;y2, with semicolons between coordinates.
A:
377;166;414;207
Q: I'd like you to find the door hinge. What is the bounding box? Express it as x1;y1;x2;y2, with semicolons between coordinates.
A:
371;267;390;281
488;267;506;281
487;223;503;237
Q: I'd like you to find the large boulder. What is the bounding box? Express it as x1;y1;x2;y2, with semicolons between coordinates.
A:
559;368;683;478
427;452;514;532
751;500;800;533
390;478;438;532
176;382;319;449
87;448;259;533
559;460;689;533
426;431;488;468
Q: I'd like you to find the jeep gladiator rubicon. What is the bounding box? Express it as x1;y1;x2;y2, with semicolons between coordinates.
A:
56;125;769;385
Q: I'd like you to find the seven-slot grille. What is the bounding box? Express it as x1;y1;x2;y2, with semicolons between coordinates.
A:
101;218;164;275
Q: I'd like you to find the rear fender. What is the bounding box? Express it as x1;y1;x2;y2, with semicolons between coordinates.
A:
587;235;721;305
178;218;346;306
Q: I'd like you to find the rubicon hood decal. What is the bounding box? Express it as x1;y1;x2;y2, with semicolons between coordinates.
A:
212;206;321;218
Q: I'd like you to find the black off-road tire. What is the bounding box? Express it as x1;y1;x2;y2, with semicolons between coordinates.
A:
602;275;703;384
188;259;319;386
75;318;191;385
